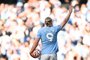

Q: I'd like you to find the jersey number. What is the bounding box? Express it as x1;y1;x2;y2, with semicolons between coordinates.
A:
46;33;53;41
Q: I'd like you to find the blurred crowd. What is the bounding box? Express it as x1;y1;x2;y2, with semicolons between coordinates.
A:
0;0;90;60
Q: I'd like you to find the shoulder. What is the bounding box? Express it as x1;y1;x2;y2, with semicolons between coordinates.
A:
39;27;45;30
52;25;62;29
38;27;45;32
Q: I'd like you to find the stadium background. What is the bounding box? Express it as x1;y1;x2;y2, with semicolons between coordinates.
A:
0;0;90;60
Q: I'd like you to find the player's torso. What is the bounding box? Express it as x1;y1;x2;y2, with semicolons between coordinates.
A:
40;26;58;54
41;26;58;43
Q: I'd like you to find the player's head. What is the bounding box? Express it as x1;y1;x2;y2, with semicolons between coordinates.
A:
45;17;53;27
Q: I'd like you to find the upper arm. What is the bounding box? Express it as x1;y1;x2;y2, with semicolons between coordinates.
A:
37;29;41;39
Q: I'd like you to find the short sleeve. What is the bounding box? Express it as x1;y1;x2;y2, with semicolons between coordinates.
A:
54;25;62;33
37;29;41;39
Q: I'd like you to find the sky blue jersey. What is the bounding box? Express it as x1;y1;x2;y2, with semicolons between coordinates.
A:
37;25;62;54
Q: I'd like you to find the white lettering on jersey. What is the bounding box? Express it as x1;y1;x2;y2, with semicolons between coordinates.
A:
46;33;53;41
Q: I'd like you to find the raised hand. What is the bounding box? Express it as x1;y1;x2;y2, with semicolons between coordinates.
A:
69;5;73;13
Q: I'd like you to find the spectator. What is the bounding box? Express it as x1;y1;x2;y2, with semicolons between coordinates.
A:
0;54;8;60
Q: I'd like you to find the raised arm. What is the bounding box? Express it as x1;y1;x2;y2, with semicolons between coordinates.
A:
60;5;73;28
